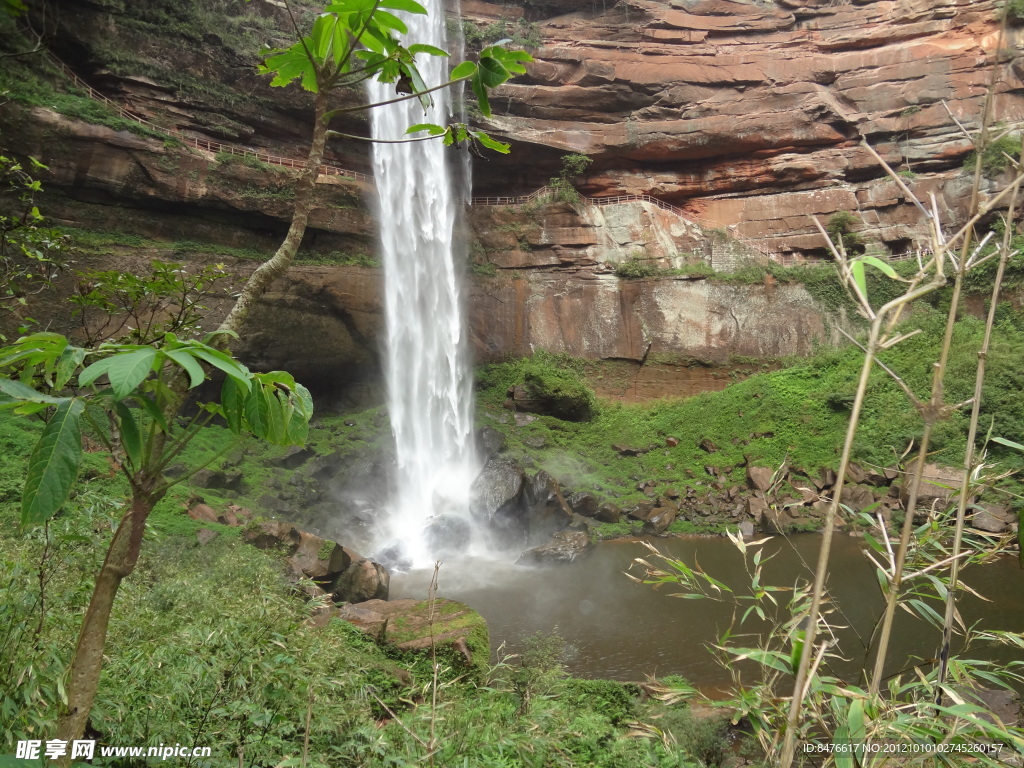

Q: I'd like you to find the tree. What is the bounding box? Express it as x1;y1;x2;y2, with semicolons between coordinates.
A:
0;0;530;747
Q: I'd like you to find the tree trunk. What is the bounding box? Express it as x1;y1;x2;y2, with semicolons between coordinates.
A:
56;479;162;751
218;88;330;337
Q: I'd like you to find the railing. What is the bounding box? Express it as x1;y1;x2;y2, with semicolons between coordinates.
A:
46;52;373;184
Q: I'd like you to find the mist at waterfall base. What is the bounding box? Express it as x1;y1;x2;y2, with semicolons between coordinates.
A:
368;0;478;567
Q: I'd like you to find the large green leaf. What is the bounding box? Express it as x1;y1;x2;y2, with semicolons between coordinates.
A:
221;376;245;435
114;401;142;469
0;377;65;405
79;347;158;398
162;347;205;389
22;399;84;526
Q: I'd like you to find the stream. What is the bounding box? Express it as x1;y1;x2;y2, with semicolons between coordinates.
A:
391;534;1024;692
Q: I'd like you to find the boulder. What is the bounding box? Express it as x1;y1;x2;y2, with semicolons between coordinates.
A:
746;465;774;492
336;598;489;680
627;501;655;521
643;506;677;535
191;469;244;492
897;464;967;511
595;502;622;523
187;503;219;524
475;425;507;461
243;520;357;585
469;457;526;523
331;558;390;603
568;491;600;518
972;504;1016;534
840;483;877;512
425;514;473;556
522;471;574;544
265;445;317;470
517;529;594;564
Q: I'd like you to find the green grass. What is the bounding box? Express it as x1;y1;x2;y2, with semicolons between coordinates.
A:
477;309;1024;507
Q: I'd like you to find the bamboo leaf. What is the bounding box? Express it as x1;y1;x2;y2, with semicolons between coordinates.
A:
22;399;83;526
851;259;867;301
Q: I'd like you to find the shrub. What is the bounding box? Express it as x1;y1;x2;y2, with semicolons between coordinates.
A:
614;256;658;278
963;132;1022;176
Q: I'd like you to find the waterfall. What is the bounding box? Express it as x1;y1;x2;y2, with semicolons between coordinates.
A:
369;3;475;564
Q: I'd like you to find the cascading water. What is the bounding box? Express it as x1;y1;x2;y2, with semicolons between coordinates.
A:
369;4;475;564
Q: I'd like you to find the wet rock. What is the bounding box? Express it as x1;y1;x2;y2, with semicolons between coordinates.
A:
746;466;774;492
627;501;655;521
595;502;622;524
643;507;677;535
517;529;594;564
469;457;526;523
475;425;507;461
513;412;537;426
522;471;574;544
738;520;755;538
699;439;719;453
266;445;317;470
331;558;390;603
568;491;600;518
374;542;413;571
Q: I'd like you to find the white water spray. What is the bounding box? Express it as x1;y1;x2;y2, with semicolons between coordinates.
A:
369;4;475;564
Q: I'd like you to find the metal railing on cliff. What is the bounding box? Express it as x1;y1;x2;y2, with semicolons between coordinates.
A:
45;53;373;184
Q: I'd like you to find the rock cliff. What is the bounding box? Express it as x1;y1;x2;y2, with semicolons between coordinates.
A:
471;0;1023;256
1;0;1018;396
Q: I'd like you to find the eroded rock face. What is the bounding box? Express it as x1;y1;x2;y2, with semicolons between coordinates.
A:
471;0;1020;257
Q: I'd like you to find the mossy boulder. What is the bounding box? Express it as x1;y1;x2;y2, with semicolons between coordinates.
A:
337;598;490;682
507;362;596;422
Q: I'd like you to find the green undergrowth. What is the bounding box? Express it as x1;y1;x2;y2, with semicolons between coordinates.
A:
477;309;1024;509
0;413;708;764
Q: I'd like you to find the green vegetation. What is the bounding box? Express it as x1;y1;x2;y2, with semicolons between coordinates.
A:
614;255;659;278
1005;0;1024;23
214;151;281;173
825;211;865;255
456;17;543;51
963;132;1023;176
0;52;170;141
517;351;597;422
0;412;707;765
549;153;593;204
477;310;1024;509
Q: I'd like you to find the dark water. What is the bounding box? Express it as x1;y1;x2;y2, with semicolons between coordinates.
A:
391;535;1024;692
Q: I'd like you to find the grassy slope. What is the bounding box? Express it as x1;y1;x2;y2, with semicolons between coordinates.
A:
476;308;1024;518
